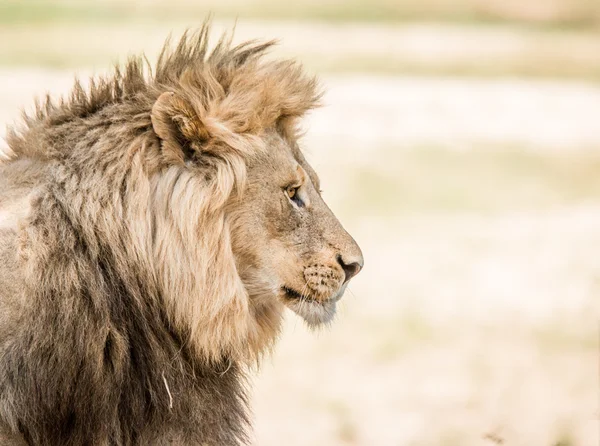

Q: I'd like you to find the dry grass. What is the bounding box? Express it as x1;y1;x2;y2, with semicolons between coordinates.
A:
0;22;599;80
1;0;599;27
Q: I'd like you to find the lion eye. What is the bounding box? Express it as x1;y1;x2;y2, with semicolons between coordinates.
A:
286;186;298;199
285;185;304;207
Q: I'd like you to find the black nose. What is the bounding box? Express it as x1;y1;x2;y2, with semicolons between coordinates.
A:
337;255;363;284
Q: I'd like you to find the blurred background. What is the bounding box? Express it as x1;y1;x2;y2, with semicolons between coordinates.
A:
0;1;598;445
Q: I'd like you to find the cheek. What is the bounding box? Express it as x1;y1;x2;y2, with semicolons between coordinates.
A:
230;197;291;261
265;196;301;235
268;211;319;260
236;193;318;269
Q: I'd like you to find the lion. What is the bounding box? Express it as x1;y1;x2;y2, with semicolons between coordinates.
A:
0;24;363;445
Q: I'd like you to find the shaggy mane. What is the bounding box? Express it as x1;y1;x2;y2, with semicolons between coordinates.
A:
6;21;320;160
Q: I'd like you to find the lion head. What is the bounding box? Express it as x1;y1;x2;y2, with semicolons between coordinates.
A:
145;29;363;362
7;25;363;366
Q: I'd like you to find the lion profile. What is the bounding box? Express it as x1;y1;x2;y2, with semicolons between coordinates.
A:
0;23;363;445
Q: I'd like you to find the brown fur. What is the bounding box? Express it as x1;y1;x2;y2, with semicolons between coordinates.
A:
0;22;363;445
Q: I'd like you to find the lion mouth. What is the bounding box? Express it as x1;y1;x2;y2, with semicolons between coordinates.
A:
282;286;320;304
281;286;336;327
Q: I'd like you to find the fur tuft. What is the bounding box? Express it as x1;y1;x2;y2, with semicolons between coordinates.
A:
6;21;321;162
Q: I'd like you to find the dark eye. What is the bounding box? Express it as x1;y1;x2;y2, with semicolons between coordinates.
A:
285;185;304;207
286;185;298;199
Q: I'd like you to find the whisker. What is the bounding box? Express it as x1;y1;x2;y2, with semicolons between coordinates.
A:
299;279;310;300
298;279;311;315
346;286;359;300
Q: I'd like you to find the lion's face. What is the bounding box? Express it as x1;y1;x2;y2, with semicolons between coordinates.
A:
229;131;363;327
149;69;358;359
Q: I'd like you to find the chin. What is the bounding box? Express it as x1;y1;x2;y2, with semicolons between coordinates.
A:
281;286;342;328
287;299;337;327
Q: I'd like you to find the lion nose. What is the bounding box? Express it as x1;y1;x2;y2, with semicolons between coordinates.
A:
337;254;364;284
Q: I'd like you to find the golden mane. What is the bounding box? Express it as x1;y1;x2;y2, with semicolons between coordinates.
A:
4;23;321;366
7;21;321;161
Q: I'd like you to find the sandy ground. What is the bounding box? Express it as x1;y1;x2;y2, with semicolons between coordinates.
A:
0;66;598;445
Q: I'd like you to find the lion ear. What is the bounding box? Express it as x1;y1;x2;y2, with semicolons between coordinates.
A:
151;92;209;161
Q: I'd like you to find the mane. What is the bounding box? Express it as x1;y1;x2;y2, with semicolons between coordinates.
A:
6;21;321;160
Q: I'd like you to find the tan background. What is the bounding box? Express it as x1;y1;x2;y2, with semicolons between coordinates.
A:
0;1;598;445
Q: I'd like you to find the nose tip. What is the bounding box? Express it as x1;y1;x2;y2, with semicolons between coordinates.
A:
337;255;364;284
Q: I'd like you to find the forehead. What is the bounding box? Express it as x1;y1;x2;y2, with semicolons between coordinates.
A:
251;130;320;187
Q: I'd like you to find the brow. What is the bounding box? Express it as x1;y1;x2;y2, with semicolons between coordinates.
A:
298;165;320;192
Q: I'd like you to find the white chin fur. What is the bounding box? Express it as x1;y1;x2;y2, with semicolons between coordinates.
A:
287;299;337;327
